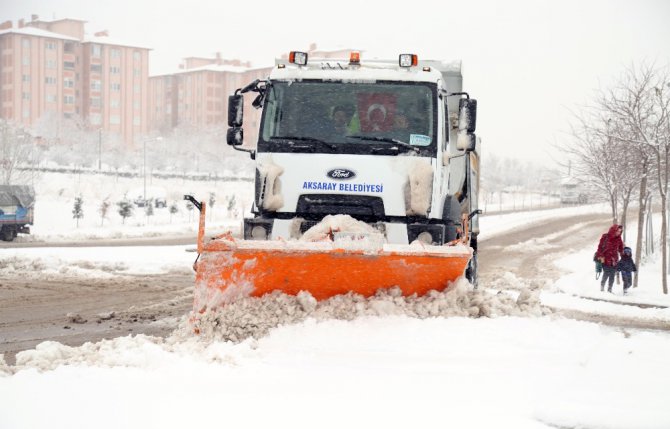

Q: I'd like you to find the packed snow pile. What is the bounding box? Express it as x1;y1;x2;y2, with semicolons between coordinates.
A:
2;279;547;374
299;214;384;243
185;278;548;344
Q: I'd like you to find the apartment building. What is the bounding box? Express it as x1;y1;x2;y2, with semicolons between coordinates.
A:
0;15;149;147
148;55;272;146
148;44;353;146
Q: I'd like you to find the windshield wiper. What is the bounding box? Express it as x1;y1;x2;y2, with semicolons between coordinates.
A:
269;136;337;150
346;135;420;153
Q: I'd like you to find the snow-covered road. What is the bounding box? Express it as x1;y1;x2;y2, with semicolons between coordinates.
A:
2;203;670;428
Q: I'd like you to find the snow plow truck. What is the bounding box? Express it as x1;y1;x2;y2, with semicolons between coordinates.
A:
187;51;481;312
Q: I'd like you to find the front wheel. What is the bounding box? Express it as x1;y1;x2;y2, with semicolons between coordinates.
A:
465;253;478;288
465;236;478;288
1;226;17;242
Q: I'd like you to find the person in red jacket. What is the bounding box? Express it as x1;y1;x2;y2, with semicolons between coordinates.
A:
595;224;624;292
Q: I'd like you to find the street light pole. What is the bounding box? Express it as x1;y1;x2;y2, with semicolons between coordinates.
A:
143;138;147;204
98;128;102;171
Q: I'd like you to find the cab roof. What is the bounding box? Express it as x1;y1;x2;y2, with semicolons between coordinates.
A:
270;57;461;87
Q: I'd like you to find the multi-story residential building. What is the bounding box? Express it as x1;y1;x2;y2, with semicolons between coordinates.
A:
0;15;149;147
148;55;272;146
149;55;270;141
148;44;353;146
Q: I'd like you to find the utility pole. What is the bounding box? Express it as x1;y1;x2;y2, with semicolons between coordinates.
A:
144;136;162;204
143;138;147;204
98;128;102;171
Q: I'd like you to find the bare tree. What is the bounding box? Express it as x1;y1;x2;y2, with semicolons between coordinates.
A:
0;120;36;186
99;197;111;226
564;115;622;223
599;64;670;294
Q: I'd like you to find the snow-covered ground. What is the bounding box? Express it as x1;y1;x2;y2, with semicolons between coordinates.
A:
1;174;669;428
24;171;253;241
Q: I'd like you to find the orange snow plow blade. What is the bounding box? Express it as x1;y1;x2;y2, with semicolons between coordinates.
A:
189;205;472;312
194;238;471;311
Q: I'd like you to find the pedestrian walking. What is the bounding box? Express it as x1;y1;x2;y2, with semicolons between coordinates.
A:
594;224;624;293
616;246;637;295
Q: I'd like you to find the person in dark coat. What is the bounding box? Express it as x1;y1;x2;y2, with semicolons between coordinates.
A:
616;246;637;295
595;224;624;292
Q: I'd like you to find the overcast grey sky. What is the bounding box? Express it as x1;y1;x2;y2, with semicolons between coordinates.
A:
2;0;669;169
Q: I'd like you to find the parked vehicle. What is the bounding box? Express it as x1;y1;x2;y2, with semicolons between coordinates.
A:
0;185;35;241
129;186;167;208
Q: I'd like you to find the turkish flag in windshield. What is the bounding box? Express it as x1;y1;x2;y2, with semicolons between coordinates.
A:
357;93;397;132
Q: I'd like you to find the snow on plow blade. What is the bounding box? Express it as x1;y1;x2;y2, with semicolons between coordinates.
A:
193;235;472;312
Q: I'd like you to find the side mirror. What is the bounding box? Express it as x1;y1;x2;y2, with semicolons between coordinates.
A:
458;98;477;133
228;94;244;127
252;93;264;109
456;132;476;151
227;127;244;146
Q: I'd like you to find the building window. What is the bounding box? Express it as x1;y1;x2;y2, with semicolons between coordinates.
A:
109;66;120;74
22;92;30;100
22;74;30;82
110;83;121;91
63;95;75;104
91;80;101;91
23;109;30;118
46;41;56;50
22;38;30;48
90;64;102;73
133;68;141;77
109;115;120;124
45;76;57;84
111;49;120;58
64;42;74;52
64;78;74;88
91;44;101;58
46;94;57;103
134;83;140;93
64;61;75;70
133;51;140;61
22;56;30;66
89;113;101;125
133;116;141;126
47;59;57;69
133;100;140;109
90;97;101;107
110;99;120;108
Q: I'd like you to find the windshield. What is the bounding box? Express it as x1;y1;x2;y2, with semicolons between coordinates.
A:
258;80;437;156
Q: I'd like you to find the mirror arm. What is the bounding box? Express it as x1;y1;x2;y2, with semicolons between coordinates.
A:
447;92;470;99
232;145;256;159
240;79;260;94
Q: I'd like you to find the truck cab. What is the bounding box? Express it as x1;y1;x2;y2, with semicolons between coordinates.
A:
227;51;481;281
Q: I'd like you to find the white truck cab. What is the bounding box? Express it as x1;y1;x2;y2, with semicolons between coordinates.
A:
226;51;481;282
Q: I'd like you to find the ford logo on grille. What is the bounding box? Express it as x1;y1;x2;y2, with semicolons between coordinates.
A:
327;169;356;180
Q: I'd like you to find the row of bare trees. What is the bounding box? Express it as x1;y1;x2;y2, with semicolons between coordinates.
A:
565;63;670;293
0;115;255;187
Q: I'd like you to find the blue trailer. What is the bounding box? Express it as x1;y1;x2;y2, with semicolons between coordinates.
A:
0;185;35;241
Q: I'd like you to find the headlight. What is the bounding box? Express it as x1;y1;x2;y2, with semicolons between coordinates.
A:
407;224;445;245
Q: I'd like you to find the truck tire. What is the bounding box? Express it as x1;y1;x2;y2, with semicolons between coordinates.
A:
465;236;478;288
465;254;478;288
1;226;16;242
